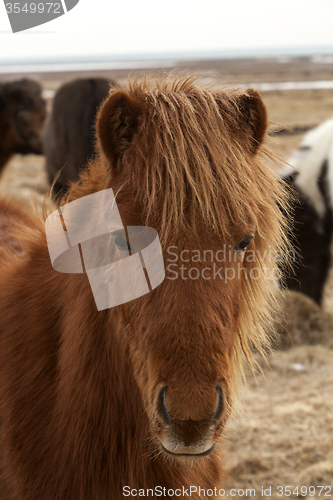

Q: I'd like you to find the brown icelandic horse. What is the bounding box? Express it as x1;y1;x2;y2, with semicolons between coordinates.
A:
0;79;46;175
0;77;289;500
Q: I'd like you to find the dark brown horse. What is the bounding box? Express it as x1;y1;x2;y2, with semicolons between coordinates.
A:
0;79;46;175
0;77;289;500
43;78;116;197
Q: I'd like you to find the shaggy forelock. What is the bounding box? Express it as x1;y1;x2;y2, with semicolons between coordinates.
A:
118;77;287;241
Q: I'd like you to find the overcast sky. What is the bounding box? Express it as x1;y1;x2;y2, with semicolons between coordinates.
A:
1;0;333;63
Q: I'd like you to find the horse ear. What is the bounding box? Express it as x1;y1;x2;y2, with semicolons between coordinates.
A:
235;89;268;155
97;90;143;166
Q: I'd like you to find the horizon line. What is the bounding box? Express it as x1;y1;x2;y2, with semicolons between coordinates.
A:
1;44;333;68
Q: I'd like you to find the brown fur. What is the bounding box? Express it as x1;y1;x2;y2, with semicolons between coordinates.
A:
0;77;290;499
43;78;117;197
0;79;46;174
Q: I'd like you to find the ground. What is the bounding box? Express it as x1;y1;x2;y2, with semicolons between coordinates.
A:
224;344;333;498
0;57;332;498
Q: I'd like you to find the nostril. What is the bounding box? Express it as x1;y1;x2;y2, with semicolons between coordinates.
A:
157;386;171;425
212;386;224;424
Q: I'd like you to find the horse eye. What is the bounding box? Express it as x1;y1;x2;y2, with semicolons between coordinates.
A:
110;230;129;251
234;234;254;253
114;235;129;251
110;229;136;253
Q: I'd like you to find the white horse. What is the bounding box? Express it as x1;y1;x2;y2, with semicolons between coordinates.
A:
282;119;333;305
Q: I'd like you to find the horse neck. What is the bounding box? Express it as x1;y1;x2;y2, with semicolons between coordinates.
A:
48;283;151;485
64;156;112;202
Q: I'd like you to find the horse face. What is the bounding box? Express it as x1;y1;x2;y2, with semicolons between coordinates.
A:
97;84;269;459
6;79;46;155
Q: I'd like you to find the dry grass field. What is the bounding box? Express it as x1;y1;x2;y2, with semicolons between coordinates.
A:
0;57;333;498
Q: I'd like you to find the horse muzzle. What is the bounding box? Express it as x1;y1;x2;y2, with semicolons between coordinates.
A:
155;385;224;457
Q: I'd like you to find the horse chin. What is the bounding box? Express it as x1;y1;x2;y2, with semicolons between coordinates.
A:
159;441;216;459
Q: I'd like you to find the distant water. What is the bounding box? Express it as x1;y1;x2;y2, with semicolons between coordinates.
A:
0;59;177;75
248;80;333;91
42;80;333;99
1;44;333;73
198;79;333;92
